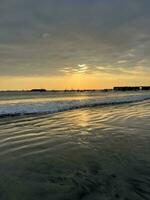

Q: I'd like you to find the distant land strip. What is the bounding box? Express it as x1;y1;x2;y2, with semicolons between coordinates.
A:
0;86;150;92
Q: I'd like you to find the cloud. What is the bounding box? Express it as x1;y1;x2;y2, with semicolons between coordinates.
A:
0;0;150;76
117;60;128;64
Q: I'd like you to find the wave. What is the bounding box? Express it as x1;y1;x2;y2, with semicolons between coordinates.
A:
0;94;150;117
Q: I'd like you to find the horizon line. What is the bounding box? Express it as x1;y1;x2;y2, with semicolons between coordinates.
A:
0;85;150;92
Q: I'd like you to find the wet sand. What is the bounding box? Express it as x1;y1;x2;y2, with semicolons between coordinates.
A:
0;100;149;200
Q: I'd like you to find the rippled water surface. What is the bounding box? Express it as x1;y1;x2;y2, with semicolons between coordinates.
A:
0;98;150;200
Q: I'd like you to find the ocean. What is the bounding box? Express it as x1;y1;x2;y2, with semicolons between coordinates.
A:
0;91;150;200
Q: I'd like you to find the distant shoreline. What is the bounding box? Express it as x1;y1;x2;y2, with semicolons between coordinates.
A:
0;86;150;92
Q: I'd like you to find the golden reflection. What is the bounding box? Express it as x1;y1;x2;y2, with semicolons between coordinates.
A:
71;109;91;128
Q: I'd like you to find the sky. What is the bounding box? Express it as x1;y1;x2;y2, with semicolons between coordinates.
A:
0;0;150;90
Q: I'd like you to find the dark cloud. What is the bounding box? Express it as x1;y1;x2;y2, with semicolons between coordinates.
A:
0;0;150;76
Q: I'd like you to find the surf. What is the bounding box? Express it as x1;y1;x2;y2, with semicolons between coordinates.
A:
0;93;150;117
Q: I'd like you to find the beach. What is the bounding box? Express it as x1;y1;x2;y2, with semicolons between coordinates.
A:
0;91;150;199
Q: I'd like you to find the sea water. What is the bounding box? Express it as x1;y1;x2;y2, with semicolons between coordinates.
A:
0;91;149;200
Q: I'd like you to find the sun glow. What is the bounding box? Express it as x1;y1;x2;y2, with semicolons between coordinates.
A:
0;65;149;90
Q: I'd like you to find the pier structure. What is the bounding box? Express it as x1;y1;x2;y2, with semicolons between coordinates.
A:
113;86;150;91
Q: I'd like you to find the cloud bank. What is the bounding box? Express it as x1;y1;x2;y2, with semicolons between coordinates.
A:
0;0;150;76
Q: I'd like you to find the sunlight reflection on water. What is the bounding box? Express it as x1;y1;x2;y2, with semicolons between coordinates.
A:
0;100;149;200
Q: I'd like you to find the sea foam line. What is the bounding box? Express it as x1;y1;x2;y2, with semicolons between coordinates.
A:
0;94;150;117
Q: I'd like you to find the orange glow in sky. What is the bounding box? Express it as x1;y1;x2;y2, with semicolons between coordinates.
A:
0;68;149;90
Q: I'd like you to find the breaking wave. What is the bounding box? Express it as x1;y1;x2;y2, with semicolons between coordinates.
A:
0;94;150;117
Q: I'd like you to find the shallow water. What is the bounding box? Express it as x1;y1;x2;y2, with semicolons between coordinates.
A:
0;98;149;200
0;91;150;116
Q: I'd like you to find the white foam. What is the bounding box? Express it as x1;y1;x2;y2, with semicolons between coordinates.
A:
0;94;150;117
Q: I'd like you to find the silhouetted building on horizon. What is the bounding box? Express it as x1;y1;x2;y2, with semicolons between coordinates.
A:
141;86;150;90
31;89;47;92
113;86;150;91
